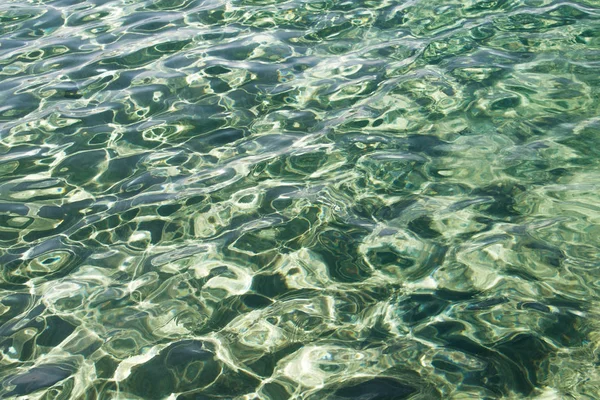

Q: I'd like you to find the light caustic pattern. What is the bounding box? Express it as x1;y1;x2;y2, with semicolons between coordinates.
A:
1;0;600;398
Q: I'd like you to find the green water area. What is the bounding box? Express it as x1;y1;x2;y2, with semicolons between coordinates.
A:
1;0;600;398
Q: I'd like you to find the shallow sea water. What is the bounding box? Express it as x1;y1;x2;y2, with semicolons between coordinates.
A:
1;0;600;398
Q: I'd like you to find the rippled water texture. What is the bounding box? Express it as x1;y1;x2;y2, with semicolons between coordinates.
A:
1;0;600;398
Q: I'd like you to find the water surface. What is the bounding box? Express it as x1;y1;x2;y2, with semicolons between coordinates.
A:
1;0;600;398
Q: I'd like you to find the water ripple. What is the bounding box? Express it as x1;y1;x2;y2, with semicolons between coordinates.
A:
1;0;600;398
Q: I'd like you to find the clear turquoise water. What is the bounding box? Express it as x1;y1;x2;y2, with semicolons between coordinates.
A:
1;0;600;398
